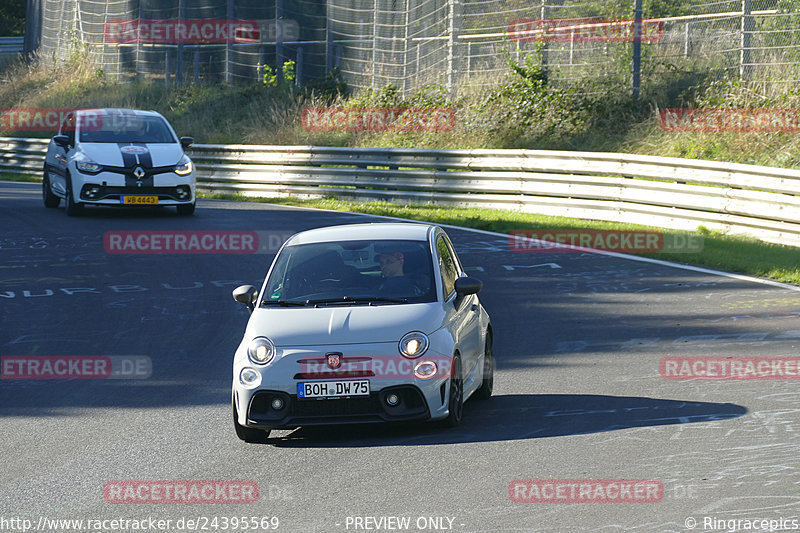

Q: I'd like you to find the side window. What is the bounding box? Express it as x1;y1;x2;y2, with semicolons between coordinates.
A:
437;236;458;299
61;113;76;147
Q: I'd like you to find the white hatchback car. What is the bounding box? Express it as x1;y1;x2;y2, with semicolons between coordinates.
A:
42;108;196;216
231;223;494;442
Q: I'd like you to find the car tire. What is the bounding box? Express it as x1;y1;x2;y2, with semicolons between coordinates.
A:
233;396;271;443
64;174;83;217
474;332;494;400
442;355;463;428
42;168;60;208
176;202;195;216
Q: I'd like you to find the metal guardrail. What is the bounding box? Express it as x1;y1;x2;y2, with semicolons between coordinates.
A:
3;136;800;247
0;36;24;56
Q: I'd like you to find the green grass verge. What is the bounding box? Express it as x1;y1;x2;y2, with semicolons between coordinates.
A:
1;173;39;183
198;192;800;286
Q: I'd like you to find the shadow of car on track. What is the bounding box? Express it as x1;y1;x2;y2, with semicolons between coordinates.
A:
259;393;747;447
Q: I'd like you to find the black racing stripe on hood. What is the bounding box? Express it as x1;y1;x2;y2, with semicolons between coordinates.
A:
131;142;153;168
117;143;138;168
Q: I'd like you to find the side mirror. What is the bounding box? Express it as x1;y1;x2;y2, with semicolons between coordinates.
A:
180;136;194;149
232;285;258;313
455;276;483;296
53;135;70;149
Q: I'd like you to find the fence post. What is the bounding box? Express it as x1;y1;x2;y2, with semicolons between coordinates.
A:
569;29;574;65
165;49;171;86
296;47;303;85
135;0;145;80
176;0;184;84
740;0;753;80
372;0;378;89
225;0;232;82
325;3;333;72
631;0;643;99
194;50;200;81
684;22;691;57
402;0;410;96
446;0;461;97
540;0;548;76
276;0;283;83
466;41;471;78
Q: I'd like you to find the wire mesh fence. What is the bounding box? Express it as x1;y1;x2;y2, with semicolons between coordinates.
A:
27;0;800;97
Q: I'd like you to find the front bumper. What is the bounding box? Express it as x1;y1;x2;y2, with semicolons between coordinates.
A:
242;386;432;429
70;166;196;205
79;183;194;204
233;345;454;429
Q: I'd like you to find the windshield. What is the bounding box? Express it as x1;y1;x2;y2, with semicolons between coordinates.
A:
78;114;177;144
261;239;436;305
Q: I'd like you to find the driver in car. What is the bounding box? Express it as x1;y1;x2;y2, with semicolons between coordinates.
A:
377;250;422;295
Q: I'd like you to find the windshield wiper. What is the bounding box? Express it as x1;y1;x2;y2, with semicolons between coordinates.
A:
260;299;309;307
305;296;408;307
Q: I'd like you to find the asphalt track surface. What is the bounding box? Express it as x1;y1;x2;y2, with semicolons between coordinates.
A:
1;180;799;532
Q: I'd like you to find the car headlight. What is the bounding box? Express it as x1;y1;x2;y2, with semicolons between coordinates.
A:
174;156;193;176
399;331;429;358
76;160;102;173
247;336;275;365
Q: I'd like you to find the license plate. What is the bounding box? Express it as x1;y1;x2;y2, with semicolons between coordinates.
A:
121;196;158;205
297;380;370;399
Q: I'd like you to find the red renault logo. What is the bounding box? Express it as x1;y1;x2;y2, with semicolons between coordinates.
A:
326;352;342;369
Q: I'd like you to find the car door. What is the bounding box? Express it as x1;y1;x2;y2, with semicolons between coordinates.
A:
48;113;75;194
436;233;482;380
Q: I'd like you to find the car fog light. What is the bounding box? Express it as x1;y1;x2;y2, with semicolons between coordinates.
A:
239;367;261;388
414;360;438;379
271;397;285;410
386;393;400;406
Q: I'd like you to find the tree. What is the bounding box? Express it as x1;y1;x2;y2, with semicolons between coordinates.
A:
0;0;25;36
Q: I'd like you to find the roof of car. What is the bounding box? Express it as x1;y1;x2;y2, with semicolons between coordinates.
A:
287;223;434;246
75;108;162;117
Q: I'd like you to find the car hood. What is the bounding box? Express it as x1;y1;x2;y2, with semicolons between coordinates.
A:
79;142;184;168
246;303;446;346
